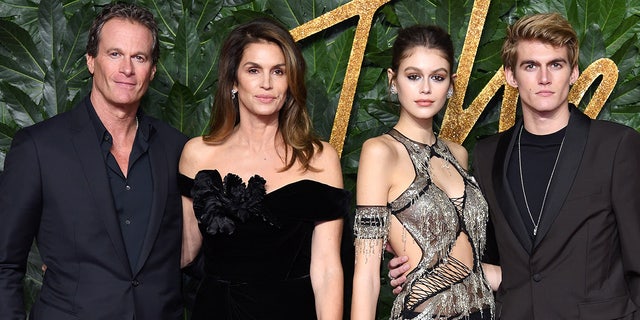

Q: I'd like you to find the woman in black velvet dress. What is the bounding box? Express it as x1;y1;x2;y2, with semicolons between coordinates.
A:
179;18;349;320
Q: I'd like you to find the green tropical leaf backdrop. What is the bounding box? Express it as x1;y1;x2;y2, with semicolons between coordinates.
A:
1;0;639;318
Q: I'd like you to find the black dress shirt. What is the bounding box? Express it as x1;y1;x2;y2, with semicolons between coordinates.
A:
87;101;153;271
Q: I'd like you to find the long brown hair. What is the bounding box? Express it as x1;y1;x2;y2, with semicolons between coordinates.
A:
204;18;322;171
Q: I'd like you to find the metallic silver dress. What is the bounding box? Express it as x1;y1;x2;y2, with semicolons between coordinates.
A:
355;129;494;319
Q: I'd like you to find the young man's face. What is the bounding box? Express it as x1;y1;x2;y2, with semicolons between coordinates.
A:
505;40;578;116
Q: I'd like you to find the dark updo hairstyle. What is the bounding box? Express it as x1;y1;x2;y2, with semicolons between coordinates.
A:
389;25;455;84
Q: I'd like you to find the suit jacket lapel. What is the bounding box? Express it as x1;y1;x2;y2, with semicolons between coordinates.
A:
533;106;590;247
492;120;534;253
134;124;168;275
69;100;132;274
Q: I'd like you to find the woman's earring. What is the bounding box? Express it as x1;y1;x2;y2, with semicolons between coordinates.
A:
446;87;453;99
390;85;397;95
231;89;238;99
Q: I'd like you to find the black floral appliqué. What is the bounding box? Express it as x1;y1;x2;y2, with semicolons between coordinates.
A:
192;170;267;235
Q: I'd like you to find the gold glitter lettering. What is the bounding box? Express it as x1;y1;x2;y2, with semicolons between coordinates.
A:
290;0;391;155
291;0;619;149
569;58;618;119
439;0;491;143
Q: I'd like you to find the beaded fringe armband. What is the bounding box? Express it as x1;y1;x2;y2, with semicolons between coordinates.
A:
354;205;391;258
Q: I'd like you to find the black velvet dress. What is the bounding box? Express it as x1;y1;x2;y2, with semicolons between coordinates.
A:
180;170;350;320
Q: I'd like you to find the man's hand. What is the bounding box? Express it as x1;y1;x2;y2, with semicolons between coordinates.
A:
386;244;410;295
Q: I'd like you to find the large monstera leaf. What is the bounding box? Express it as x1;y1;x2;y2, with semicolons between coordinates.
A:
140;0;226;137
0;1;96;171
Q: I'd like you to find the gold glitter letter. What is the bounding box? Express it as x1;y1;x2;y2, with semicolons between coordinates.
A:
290;0;391;155
569;58;618;119
438;0;491;143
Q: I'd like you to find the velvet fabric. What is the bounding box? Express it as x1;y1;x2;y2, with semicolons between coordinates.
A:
181;171;350;319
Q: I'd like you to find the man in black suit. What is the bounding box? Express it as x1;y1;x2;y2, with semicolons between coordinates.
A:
388;13;640;319
473;12;640;319
0;3;187;319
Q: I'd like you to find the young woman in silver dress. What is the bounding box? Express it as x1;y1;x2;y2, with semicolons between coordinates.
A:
351;25;496;320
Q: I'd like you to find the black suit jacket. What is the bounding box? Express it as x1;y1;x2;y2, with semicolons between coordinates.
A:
474;106;640;319
0;96;188;319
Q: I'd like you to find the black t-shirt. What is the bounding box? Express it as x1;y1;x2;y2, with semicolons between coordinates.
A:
507;125;566;240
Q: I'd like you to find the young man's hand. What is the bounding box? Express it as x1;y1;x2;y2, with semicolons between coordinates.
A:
386;244;410;295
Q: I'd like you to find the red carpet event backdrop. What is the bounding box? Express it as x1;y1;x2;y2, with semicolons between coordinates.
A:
1;0;638;317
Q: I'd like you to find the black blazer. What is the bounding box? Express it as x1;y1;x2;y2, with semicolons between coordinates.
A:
0;96;188;320
474;106;640;319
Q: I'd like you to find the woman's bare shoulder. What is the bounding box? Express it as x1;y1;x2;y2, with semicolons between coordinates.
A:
361;134;401;159
180;137;224;176
440;138;469;169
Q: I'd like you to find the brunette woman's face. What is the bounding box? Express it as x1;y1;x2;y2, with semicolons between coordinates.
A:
234;41;288;120
388;46;452;122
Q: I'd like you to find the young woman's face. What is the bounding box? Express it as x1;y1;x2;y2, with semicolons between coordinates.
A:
234;41;288;120
388;46;452;122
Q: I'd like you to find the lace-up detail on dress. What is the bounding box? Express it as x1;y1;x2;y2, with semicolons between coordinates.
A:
405;254;472;311
354;129;494;319
450;195;465;215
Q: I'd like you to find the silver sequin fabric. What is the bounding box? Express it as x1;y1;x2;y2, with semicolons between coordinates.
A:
355;129;494;319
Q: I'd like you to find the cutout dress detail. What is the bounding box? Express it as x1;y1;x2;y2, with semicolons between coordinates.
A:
354;129;494;319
